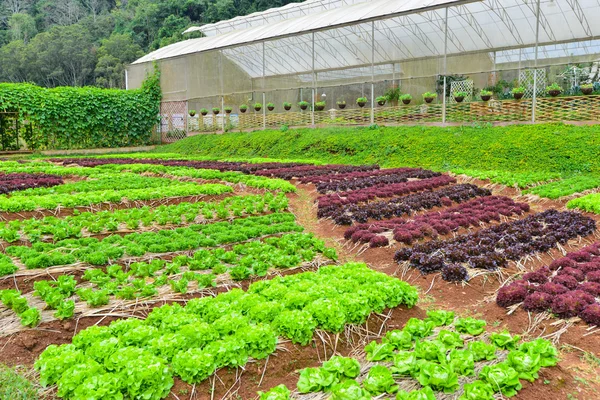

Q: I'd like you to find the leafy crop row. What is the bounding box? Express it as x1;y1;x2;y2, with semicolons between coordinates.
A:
298;167;430;184
0;173;63;194
263;310;558;399
0;160;296;193
57;157;307;173
497;242;600;326
317;175;456;210
0;182;232;212
252;164;378;180
451;169;560;189
567;193;600;214
314;168;441;194
23;233;337;314
394;210;596;280
0;193;288;243
524;175;600;199
321;183;490;225
5;213;302;270
34;263;418;399
345;196;529;248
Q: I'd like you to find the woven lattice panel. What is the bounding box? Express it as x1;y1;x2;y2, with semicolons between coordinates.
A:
536;95;600;122
374;104;443;124
520;69;546;98
316;108;370;125
160;101;187;143
449;80;474;103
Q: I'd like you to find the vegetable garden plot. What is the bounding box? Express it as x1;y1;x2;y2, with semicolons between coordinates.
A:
0;173;64;194
0;192;288;244
394;210;596;281
298;168;436;185
312;169;441;194
0;233;338;332
263;311;559;400
320;183;491;225
32;263;418;400
317;175;457;211
344;196;529;248
497;242;600;327
0;173;233;213
3;213;302;271
0;160;297;193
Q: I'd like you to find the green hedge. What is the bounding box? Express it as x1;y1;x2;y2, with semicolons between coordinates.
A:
157;124;600;174
0;69;161;150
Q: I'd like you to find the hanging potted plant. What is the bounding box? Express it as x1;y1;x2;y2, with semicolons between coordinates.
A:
212;107;220;115
480;89;492;101
315;101;326;111
422;92;437;104
356;97;367;107
453;91;467;103
511;87;525;100
298;101;309;110
267;102;275;111
188;109;196;117
200;108;209;116
224;106;232;114
254;102;262;112
336;100;346;109
581;83;594;95
376;96;387;106
400;94;412;105
283;102;292;111
239;104;248;113
546;83;563;97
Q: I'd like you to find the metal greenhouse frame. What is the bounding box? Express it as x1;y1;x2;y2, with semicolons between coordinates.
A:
127;0;600;138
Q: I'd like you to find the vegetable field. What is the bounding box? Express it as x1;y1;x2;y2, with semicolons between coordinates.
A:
0;156;599;400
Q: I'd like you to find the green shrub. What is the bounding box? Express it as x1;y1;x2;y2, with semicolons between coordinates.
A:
0;68;160;150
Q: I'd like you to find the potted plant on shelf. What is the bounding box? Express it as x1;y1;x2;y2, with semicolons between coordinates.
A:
315;101;326;111
400;94;412;105
283;102;292;111
356;97;368;107
212;107;220;115
200;108;209;116
546;83;563;97
254;102;262;112
298;101;309;110
422;92;437;103
581;83;594;95
239;104;248;113
376;96;387;106
453;91;468;103
337;100;346;109
188;109;196;117
224;106;232;114
511;87;525;100
480;89;492;101
267;102;275;111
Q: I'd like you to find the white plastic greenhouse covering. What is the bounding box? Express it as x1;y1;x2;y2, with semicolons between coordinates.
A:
127;0;600;128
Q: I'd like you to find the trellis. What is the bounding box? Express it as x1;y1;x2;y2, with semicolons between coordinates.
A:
449;80;474;103
519;69;546;98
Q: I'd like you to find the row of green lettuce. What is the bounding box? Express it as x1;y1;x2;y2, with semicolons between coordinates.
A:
259;310;558;400
33;263;418;400
1;232;338;324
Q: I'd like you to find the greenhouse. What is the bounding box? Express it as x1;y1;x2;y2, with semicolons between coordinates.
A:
127;0;600;139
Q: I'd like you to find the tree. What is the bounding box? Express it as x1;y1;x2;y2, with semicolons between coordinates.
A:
0;39;32;82
42;0;85;26
27;24;96;86
95;33;143;88
8;12;36;42
1;0;32;14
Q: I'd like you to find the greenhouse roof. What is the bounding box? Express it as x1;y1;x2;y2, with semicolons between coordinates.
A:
133;0;600;79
